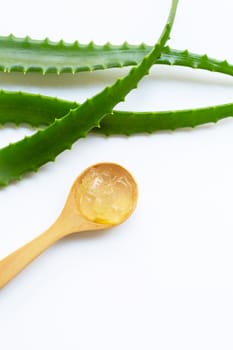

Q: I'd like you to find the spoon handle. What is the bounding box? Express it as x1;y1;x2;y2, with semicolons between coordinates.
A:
0;224;61;289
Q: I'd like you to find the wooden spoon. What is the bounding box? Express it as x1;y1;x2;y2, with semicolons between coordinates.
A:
0;163;138;289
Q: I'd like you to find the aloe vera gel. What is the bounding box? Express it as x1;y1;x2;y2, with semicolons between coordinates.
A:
76;164;137;225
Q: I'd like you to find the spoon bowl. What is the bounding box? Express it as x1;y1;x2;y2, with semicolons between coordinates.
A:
0;162;138;289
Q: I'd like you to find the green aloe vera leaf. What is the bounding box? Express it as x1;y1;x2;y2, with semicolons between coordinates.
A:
99;104;233;135
0;0;179;186
0;90;232;134
158;47;233;77
0;90;77;126
0;37;232;77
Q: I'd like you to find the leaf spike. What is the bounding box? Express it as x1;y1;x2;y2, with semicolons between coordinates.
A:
139;42;146;50
48;157;56;163
103;41;111;50
73;40;79;48
201;54;208;62
65;144;72;150
58;39;64;47
79;132;88;138
8;33;15;40
122;41;130;49
43;37;50;46
25;35;31;42
87;41;94;49
222;59;229;67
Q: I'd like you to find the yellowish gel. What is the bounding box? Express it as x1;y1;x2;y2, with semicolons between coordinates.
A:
76;166;136;224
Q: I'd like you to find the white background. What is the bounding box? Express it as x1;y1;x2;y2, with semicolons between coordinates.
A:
0;0;233;349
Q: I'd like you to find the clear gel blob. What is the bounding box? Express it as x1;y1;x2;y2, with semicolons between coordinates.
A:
76;164;137;224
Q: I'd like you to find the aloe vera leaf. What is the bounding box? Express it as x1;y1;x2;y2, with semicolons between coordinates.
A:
158;47;233;77
0;90;77;126
99;104;233;135
0;0;179;186
0;90;232;134
0;36;232;77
